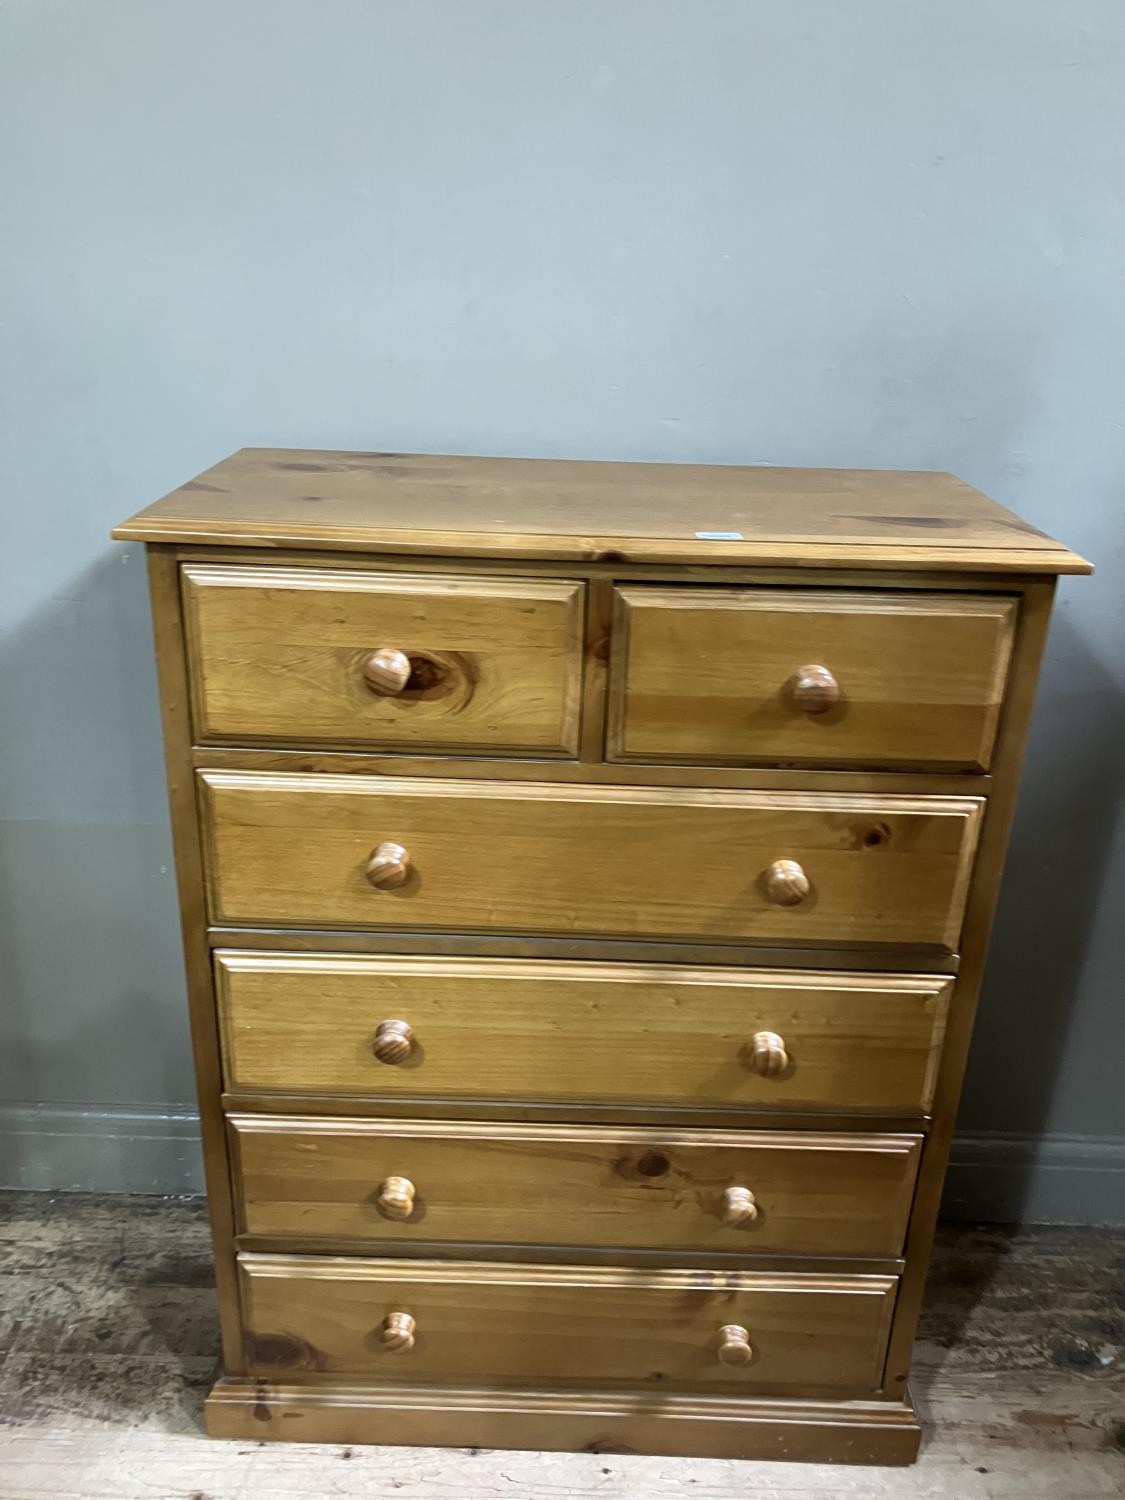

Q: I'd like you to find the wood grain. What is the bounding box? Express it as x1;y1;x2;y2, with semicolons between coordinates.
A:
189;741;994;797
717;1324;755;1366
764;859;811;906
378;1311;416;1351
374;1175;417;1222
880;579;1066;1400
181;564;585;755
371;1018;414;1065
142;550;245;1373
227;1116;922;1258
205;1384;922;1464
198;772;984;949
209;923;963;974
112;449;1091;573
214;951;953;1114
112;458;1088;1466
609;587;1017;770
237;1254;899;1396
361;646;411;695
363;841;410;890
171;539;1086;594
748;1030;790;1078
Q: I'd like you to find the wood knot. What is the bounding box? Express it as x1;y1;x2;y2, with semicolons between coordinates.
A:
861;822;892;848
244;1332;328;1371
390;650;478;711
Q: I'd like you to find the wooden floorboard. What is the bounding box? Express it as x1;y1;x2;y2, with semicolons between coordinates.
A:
0;1193;1121;1498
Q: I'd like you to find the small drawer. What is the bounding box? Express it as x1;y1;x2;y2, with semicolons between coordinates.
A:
181;565;585;755
229;1116;922;1258
199;771;982;951
216;952;950;1115
608;586;1016;770
239;1254;898;1395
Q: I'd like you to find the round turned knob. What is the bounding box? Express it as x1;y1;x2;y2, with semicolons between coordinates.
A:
717;1323;754;1367
790;663;839;715
363;648;412;696
721;1186;759;1227
765;858;810;906
379;1311;416;1352
366;841;411;890
377;1175;416;1221
373;1019;414;1065
749;1030;789;1078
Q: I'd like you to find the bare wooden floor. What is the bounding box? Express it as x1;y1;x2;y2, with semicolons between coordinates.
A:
0;1193;1121;1499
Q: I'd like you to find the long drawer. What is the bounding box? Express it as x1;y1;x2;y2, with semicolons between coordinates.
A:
181;565;586;755
229;1116;922;1258
239;1255;899;1395
216;952;951;1114
609;586;1016;770
199;772;982;950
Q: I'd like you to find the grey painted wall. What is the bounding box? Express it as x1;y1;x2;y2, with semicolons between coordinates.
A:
1;1;1122;1220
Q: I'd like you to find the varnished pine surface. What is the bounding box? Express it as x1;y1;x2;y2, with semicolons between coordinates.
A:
115;475;1086;1467
199;772;983;949
880;578;1062;1403
182;565;585;754
609;587;1016;770
112;450;1091;573
210;923;963;975
238;1254;898;1395
190;743;994;798
215;951;951;1114
143;552;246;1372
227;1115;922;1258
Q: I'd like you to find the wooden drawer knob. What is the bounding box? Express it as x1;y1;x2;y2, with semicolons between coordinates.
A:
366;841;411;890
717;1323;754;1367
363;648;412;695
749;1030;788;1077
764;858;810;906
791;663;839;714
377;1175;416;1221
373;1019;414;1065
379;1311;416;1352
721;1186;758;1226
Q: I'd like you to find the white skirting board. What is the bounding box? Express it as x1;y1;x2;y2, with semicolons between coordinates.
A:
0;1103;1121;1225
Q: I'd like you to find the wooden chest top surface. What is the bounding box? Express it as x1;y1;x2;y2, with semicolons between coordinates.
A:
113;448;1090;574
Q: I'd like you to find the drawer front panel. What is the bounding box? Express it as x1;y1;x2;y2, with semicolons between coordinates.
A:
239;1255;898;1395
182;565;585;755
216;953;951;1114
609;587;1016;770
229;1116;922;1258
200;772;982;950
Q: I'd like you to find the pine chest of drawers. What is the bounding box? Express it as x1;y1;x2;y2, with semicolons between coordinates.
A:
114;450;1088;1465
